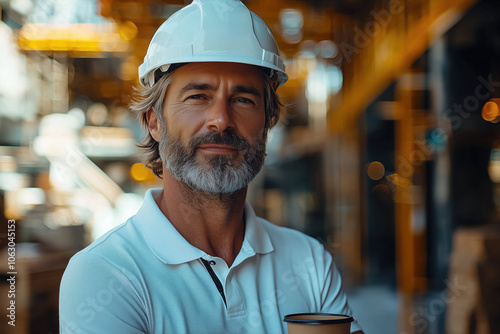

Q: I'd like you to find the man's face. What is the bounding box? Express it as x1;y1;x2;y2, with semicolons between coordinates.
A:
156;62;268;194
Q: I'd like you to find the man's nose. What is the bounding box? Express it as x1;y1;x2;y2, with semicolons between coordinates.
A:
206;99;236;133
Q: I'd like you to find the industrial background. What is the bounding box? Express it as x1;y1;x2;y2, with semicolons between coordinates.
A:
0;0;499;333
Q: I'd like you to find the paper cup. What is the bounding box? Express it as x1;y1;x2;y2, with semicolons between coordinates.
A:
283;313;354;334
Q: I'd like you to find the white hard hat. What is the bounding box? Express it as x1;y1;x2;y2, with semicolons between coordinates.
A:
138;0;288;88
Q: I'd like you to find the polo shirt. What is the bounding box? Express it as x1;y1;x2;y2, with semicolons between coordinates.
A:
59;188;362;333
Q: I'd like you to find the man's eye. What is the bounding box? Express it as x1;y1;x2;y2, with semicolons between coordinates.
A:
188;95;203;100
236;97;254;104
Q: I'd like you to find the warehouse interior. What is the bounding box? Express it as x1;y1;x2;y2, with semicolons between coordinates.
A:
0;0;499;333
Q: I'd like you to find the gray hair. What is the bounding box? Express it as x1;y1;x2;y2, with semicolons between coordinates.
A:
129;67;284;178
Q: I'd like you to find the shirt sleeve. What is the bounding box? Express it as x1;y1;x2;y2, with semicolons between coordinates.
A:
59;252;149;334
318;246;363;333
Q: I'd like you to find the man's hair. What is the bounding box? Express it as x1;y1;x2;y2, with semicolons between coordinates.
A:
129;67;284;178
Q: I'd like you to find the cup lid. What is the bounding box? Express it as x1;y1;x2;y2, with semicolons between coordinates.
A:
283;313;354;325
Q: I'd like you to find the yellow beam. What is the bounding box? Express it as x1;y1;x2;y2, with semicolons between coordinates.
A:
17;23;136;55
394;88;428;293
328;0;478;132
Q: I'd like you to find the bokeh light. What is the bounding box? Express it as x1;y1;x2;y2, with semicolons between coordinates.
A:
367;161;386;180
482;99;500;123
130;162;156;183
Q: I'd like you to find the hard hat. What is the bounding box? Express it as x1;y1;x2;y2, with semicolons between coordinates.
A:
138;0;288;88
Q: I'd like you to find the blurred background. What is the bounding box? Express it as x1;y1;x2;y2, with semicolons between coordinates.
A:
0;0;499;333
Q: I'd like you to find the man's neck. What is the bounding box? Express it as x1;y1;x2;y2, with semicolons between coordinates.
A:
156;171;247;267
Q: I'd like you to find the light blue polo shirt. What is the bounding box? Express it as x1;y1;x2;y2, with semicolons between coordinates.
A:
60;189;361;333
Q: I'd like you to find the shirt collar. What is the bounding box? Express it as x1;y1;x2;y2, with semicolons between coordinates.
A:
135;189;274;265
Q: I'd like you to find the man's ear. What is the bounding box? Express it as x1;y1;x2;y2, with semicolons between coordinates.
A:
146;109;161;142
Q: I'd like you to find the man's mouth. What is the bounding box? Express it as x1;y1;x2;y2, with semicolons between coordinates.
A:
197;144;239;155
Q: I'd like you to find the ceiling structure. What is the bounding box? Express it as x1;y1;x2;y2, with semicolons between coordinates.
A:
10;0;480;131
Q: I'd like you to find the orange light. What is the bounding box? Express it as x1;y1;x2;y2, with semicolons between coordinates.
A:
130;163;155;182
372;183;391;195
482;99;500;123
367;161;385;180
119;21;138;41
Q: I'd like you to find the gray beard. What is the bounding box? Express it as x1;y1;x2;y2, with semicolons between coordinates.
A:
158;127;267;194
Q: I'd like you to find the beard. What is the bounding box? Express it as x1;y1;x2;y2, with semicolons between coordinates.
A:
158;125;267;194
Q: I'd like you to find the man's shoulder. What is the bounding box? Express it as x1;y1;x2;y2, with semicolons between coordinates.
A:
71;215;141;265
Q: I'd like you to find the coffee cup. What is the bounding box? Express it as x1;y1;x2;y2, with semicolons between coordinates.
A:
283;313;354;334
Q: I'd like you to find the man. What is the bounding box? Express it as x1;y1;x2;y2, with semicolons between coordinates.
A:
59;0;364;333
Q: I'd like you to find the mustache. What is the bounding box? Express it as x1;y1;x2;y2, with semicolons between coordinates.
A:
188;131;250;152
